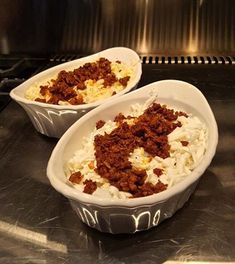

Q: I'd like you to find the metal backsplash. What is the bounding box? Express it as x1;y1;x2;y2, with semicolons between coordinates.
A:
0;0;234;56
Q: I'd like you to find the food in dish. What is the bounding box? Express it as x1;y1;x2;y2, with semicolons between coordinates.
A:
10;47;141;138
25;58;133;105
66;99;208;199
47;79;218;233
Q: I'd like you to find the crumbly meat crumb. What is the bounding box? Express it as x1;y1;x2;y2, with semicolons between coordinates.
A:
96;120;106;129
181;140;189;146
36;58;130;105
83;180;97;194
35;98;46;103
69;171;83;184
153;168;163;176
94;103;187;197
119;76;130;86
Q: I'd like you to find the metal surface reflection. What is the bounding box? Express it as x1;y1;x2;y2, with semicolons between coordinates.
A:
0;220;67;253
0;0;234;55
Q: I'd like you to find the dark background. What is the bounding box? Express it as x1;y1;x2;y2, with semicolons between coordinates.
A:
0;0;234;56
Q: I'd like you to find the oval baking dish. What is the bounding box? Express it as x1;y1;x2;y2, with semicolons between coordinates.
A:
10;47;142;138
47;80;218;233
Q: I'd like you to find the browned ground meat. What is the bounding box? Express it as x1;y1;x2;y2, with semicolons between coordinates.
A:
37;58;130;105
93;103;188;198
181;140;189;146
47;95;60;105
153;168;163;176
96;120;106;129
114;113;127;123
35;98;46;103
133;181;167;198
176;111;189;118
83;180;97;194
69;171;83;184
39;85;48;96
119;76;130;86
68;94;84;105
114;113;134;124
103;73;117;87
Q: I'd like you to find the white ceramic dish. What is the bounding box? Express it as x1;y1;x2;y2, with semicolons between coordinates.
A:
47;80;218;234
10;47;142;138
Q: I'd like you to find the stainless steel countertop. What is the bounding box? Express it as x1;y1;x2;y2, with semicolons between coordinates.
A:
0;64;235;264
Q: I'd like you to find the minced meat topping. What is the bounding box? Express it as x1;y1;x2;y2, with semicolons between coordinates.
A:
93;103;187;197
27;57;132;105
67;100;208;199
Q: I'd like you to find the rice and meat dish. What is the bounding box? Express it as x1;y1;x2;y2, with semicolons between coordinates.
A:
66;99;208;199
25;58;133;105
